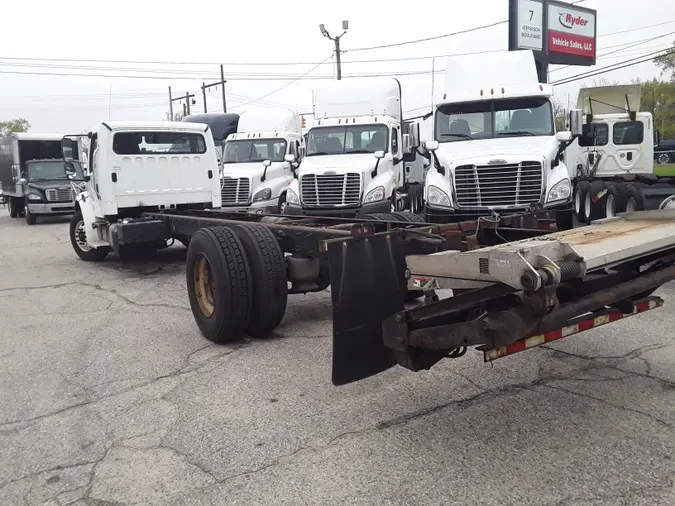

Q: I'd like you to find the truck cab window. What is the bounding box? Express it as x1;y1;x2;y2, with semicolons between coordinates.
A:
391;128;399;155
223;139;287;163
613;122;644;145
113;132;207;155
579;123;609;147
306;124;388;156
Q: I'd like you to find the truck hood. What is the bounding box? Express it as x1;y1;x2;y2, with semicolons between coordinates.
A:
300;154;378;174
435;136;555;165
221;162;273;179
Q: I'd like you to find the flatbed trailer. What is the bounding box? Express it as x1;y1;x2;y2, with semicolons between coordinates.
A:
325;210;675;385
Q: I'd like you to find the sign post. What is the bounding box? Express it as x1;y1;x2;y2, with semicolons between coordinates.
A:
509;0;597;83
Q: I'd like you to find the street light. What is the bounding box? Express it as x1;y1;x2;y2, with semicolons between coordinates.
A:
319;20;349;80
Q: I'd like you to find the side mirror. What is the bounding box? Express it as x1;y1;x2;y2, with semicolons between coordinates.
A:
408;122;421;148
569;109;583;137
261;159;272;182
263;159;272;167
64;162;77;180
425;140;439;152
284;154;296;163
18;178;27;185
556;131;573;143
402;134;412;154
654;129;661;148
374;150;385;160
61;137;75;161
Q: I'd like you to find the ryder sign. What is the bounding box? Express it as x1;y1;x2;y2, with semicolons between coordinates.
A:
547;1;596;60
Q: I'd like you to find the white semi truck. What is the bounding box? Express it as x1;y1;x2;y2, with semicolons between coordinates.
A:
220;107;304;214
284;77;421;219
565;84;675;222
0;132;84;224
422;50;578;230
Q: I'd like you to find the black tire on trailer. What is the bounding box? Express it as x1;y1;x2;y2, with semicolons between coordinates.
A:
574;180;590;223
186;226;252;343
625;184;646;212
231;223;288;336
363;213;396;222
8;197;18;218
604;182;631;218
586;180;608;223
392;211;425;223
69;210;109;261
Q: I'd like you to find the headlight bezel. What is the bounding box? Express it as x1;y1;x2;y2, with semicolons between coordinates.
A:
286;188;300;205
252;188;273;202
547;179;572;204
364;186;386;203
427;185;451;207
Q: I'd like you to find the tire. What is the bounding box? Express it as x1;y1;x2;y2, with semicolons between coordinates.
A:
69;211;109;261
231;223;288;336
586;180;608;223
277;192;287;214
363;213;397;222
574;181;590;222
25;207;37;225
555;209;574;231
605;182;631;218
657;153;671;165
186;226;252;343
625;184;646;212
392;211;425;223
8;197;18;218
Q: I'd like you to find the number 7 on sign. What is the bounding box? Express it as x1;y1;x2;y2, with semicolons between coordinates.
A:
529;9;534;20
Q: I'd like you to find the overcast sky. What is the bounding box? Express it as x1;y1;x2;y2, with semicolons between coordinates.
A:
1;0;672;133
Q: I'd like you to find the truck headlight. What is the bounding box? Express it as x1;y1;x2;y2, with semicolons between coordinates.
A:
364;186;385;203
287;189;300;205
547;179;572;203
253;188;272;202
27;193;42;201
427;185;451;207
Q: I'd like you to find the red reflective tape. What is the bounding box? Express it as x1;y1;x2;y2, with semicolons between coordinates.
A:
484;297;664;362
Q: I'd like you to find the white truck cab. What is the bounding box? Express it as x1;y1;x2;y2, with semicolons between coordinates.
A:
62;121;221;260
423;50;580;229
285;77;418;218
221;107;303;214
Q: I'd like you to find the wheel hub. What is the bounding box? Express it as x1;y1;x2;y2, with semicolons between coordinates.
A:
194;253;216;318
74;221;91;251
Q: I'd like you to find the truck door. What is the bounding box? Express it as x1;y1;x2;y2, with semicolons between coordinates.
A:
110;131;213;207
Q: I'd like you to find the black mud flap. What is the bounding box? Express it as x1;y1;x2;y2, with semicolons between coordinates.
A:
327;231;408;386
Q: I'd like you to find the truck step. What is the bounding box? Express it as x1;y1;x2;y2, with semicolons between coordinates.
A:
482;297;663;362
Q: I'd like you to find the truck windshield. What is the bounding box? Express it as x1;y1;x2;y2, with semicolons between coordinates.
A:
26;160;84;181
435;97;554;142
306;124;388;156
223;139;287;163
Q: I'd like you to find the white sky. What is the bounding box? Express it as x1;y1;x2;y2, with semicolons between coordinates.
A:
1;0;672;132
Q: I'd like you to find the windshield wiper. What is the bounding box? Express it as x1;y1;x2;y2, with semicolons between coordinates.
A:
345;149;372;154
440;133;472;140
497;131;536;137
306;152;328;156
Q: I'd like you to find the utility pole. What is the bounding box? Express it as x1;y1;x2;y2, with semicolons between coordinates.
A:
169;91;195;120
200;64;228;113
319;20;349;80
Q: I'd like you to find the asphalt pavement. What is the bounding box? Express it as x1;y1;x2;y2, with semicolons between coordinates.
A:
1;212;675;506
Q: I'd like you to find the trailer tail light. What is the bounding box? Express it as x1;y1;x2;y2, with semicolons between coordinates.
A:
483;297;664;362
350;224;374;237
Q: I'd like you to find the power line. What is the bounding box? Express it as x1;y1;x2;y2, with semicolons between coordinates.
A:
552;48;675;85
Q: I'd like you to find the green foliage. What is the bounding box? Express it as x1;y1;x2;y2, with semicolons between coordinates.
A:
0;118;30;137
640;79;675;140
655;38;675;81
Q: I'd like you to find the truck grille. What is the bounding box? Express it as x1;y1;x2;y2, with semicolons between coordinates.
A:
454;161;543;208
300;173;361;206
45;188;75;202
221;177;250;205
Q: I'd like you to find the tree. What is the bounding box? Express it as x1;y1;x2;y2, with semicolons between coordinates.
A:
655;38;675;81
164;110;185;122
552;98;567;131
0;118;30;137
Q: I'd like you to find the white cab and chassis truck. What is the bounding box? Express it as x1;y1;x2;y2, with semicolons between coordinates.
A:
284;77;423;220
422;51;577;231
0;133;84;224
220;107;304;214
61;120;675;384
565;84;675;223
